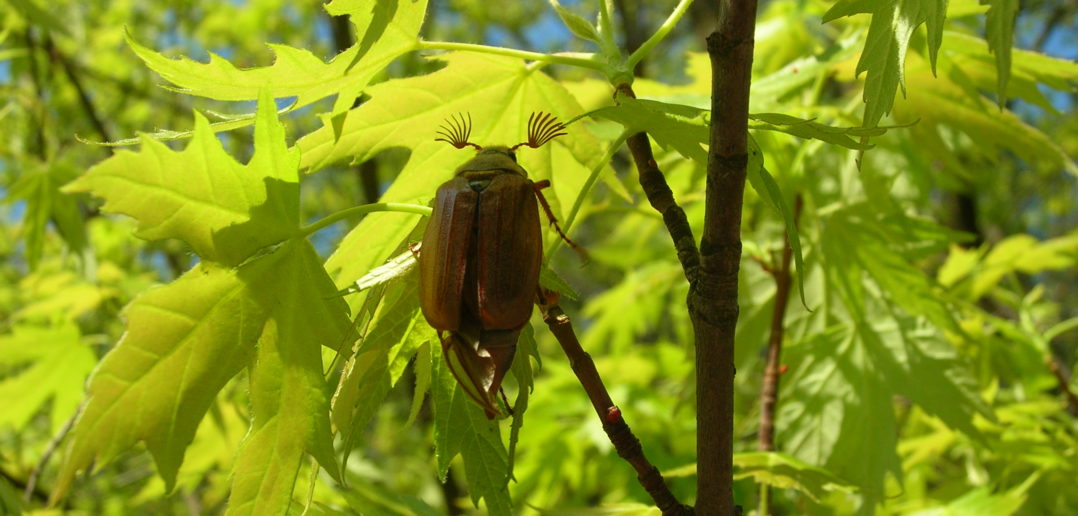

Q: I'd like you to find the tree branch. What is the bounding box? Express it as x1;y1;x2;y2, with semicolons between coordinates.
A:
757;195;801;453
615;84;701;283
1032;0;1077;52
1047;354;1078;415
538;298;692;516
45;36;113;143
694;2;758;514
756;194;801;515
25;404;81;506
23;29;49;159
613;0;647;76
2;467;49;505
325;11;382;204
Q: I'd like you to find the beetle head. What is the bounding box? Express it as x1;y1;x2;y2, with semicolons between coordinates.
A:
455;146;527;178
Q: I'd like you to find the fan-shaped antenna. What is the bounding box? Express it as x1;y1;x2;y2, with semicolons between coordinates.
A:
510;112;567;151
435;113;482;150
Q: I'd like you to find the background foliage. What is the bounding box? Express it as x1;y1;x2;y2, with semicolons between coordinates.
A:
1;0;1076;514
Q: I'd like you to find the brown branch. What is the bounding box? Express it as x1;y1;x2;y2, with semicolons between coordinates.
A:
2;467;49;504
325;10;381;204
757;195;802;453
615;84;701;283
693;2;758;515
45;36;113;143
613;0;648;76
440;467;466;516
1032;1;1077;52
538;298;692;516
1047;354;1078;415
756;195;801;515
25;403;81;504
23;29;50;159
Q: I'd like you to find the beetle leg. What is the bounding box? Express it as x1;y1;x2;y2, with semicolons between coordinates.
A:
537;286;560;307
443;330;501;418
442;326;520;419
532;182;588;262
500;388;514;416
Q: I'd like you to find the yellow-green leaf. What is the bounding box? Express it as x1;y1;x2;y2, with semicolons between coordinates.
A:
0;324;95;433
125;0;425;109
51;262;268;500
824;0;948;128
981;0;1018;106
227;239;352;516
63;93;299;266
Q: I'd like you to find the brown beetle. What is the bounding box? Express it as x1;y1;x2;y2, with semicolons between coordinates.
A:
419;112;577;418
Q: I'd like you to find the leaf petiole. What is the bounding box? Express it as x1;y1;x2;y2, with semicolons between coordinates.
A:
298;203;431;237
417;40;607;71
626;0;695;70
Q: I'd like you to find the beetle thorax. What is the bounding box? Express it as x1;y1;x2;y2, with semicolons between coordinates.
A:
454;146;528;183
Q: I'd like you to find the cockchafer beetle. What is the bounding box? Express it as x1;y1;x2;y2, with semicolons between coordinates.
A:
419;112;578;418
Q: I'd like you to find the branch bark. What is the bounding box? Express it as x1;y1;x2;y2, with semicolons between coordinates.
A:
616;84;701;283
539;299;692;516
326;11;381;204
46;36;113;143
758;195;801;453
23;29;50;159
757;195;801;515
1047;354;1078;415
694;2;758;514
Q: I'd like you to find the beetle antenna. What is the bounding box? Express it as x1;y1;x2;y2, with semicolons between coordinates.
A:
435;113;482;150
510;112;568;151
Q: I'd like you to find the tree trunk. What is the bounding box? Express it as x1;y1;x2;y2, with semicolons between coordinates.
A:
694;2;758;514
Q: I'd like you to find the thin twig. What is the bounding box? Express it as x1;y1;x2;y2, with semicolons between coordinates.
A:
757;195;802;515
23;29;49;159
615;84;701;283
25;403;83;504
325;9;382;204
1;467;48;504
1032;1;1076;52
46;36;113;143
614;0;647;76
757;195;802;452
538;297;693;516
1047;355;1078;415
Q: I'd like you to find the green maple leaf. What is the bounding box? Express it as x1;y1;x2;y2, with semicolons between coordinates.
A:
52;261;269;500
0;324;95;433
732;452;855;503
980;0;1018;106
7;159;86;270
779;329;901;507
63;97;299;266
896;34;1077;175
331;278;435;471
127;0;426;111
227;239;351;516
432;345;512;515
824;0;948;128
55;94;351;515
